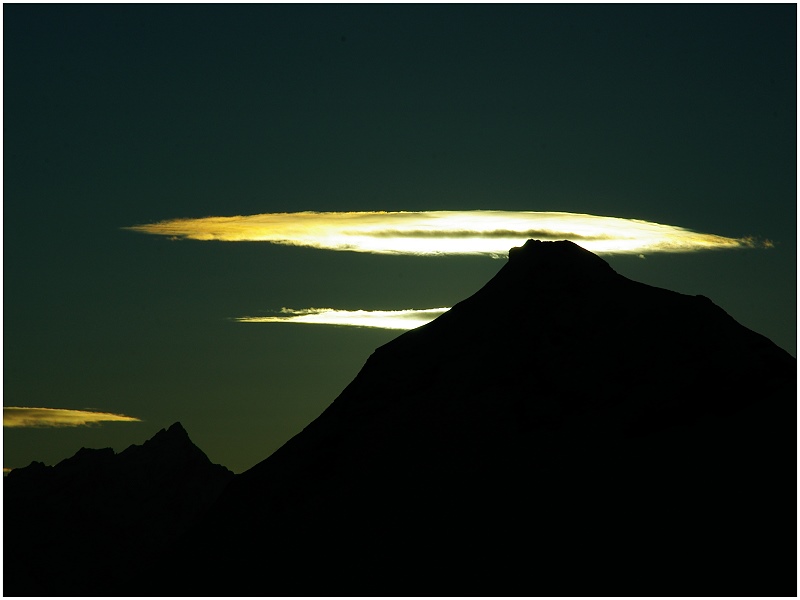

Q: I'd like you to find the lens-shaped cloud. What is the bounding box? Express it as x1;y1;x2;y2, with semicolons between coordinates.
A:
4;407;142;428
125;210;767;256
236;307;450;330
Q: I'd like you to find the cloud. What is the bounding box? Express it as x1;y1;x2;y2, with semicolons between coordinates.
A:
3;407;142;428
236;307;450;330
124;210;767;256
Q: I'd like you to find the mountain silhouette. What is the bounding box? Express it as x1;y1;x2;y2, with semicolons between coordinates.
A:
181;240;795;597
4;241;796;597
4;422;234;596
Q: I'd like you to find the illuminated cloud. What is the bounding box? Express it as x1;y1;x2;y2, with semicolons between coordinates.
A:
236;307;450;330
4;407;142;428
125;210;767;257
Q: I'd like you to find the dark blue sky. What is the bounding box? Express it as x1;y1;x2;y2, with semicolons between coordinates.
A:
4;3;796;473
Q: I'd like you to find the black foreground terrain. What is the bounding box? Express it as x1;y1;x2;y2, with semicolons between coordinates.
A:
5;241;796;597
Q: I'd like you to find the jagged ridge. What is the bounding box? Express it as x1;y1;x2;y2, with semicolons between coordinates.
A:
4;422;234;596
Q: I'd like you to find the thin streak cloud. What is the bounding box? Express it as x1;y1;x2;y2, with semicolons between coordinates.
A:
236;307;450;330
125;210;767;256
4;407;142;428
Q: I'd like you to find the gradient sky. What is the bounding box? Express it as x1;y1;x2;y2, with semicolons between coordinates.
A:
4;3;796;474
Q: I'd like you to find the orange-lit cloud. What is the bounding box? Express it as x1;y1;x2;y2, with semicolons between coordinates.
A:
3;407;142;428
236;307;449;330
125;210;767;257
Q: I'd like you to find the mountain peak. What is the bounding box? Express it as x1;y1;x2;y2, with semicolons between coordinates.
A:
135;421;192;448
115;422;212;467
508;238;584;258
434;239;617;311
159;421;190;440
507;239;615;279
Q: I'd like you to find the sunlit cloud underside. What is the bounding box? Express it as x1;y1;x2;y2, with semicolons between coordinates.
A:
3;407;142;428
125;210;767;256
236;307;450;330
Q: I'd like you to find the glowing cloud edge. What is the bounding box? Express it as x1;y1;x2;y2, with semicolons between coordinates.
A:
236;307;450;330
125;210;769;256
3;407;142;428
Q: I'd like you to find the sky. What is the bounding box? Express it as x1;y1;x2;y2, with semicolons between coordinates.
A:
4;3;796;474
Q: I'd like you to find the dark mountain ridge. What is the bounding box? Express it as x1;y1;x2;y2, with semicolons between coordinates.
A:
4;241;796;597
4;422;234;595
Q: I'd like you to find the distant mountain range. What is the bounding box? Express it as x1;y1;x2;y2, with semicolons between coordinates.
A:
4;241;796;597
4;422;233;595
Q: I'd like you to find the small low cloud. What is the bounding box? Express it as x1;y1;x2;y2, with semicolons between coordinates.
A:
3;407;142;428
236;307;450;330
124;210;768;257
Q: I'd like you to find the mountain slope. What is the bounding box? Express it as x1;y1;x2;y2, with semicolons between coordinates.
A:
184;240;795;597
4;422;234;596
5;241;794;596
